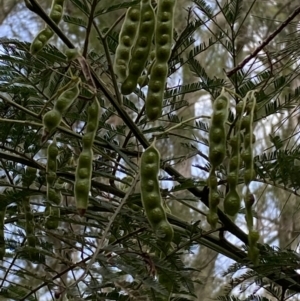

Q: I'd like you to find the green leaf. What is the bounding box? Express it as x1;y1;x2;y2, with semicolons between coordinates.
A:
95;0;141;16
63;15;87;28
70;0;90;15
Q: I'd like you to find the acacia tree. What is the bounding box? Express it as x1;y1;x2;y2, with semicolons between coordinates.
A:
0;0;300;300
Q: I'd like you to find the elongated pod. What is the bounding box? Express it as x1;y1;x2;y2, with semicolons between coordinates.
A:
22;167;37;247
44;138;62;230
207;89;229;228
121;0;155;95
75;97;100;216
30;0;65;54
140;142;173;244
43;78;80;135
146;0;176;121
224;99;245;216
241;91;259;265
113;5;141;83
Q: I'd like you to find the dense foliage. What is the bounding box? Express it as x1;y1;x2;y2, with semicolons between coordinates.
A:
0;0;300;300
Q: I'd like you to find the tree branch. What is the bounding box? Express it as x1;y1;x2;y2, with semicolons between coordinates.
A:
226;5;300;78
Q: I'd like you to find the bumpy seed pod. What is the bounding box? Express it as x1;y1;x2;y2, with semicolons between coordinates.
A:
43;77;81;136
22;167;37;247
207;169;219;228
244;193;259;265
30;0;65;55
30;27;54;55
241;91;259;264
113;5;141;83
140;141;174;245
44;138;62;230
207;89;229;228
75;97;100;216
46;138;58;187
224;99;246;216
208;91;228;167
49;0;65;24
241;91;256;189
145;0;176;121
65;48;80;61
45;207;60;230
121;0;155;95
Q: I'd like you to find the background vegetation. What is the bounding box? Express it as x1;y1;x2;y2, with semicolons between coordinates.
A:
0;0;300;300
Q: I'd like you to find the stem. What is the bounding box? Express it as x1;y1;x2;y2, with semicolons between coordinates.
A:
93;21;123;105
226;5;300;77
69;171;140;288
0;118;42;127
103;12;126;39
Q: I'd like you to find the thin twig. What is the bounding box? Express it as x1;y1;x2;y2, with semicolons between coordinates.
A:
28;0;73;48
166;227;223;258
69;171;140;288
93;20;123;104
110;105;145;188
82;0;98;58
19;225;145;300
226;6;300;77
0;118;42;127
103;13;126;39
254;179;299;197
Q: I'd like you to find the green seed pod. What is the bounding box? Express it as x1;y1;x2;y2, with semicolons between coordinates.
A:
82;132;94;150
113;5;141;83
121;0;155;95
145;0;176;121
148;207;166;224
224;190;240;216
207;168;219;229
248;230;260;265
145;63;168;121
74;97;100;216
47;187;62;205
239;91;258;264
30;28;54;55
207;212;218;228
74;178;91;216
46;139;58;186
45;138;61;230
65;48;80;61
43;78;81;136
140;141;173;245
30;0;65;55
208;90;228;167
224;96;245;216
49;0;65;24
242;91;256;188
245;193;255;208
22;167;37;247
43;109;61;133
155;220;174;243
207;89;229;227
235;101;244;115
45;207;60;230
54;77;80;113
248;245;259;266
22;166;37;188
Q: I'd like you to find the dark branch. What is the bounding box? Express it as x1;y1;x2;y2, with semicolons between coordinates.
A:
226;6;300;78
